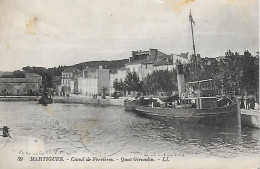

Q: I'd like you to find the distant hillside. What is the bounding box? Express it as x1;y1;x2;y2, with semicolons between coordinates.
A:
70;59;129;71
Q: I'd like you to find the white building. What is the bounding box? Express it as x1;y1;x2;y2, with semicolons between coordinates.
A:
125;48;167;80
78;66;109;96
153;64;175;71
108;49;190;96
125;61;154;81
61;68;82;93
171;52;189;66
109;67;126;95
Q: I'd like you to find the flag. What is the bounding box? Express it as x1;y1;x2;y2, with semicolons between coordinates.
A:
189;11;195;25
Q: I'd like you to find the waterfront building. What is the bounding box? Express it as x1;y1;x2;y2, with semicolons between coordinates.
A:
25;73;42;87
78;66;109;96
109;67;126;96
125;49;170;80
0;71;13;77
0;73;42;95
125;49;190;80
61;68;82;93
216;56;226;62
199;57;217;65
153;60;175;71
171;52;189;65
51;76;62;92
108;49;190;96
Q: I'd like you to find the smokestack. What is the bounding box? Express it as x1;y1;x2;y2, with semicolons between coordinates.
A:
177;63;186;98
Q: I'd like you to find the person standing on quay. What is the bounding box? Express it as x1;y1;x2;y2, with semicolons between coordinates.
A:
251;97;255;109
240;96;245;109
246;97;250;109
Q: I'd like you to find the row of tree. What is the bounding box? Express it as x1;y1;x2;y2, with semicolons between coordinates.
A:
113;50;259;97
113;70;178;96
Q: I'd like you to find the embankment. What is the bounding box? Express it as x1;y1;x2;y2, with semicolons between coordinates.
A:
0;96;38;102
0;96;126;107
53;97;125;106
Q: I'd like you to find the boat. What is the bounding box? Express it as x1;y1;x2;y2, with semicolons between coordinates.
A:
124;11;241;128
124;99;138;111
38;75;53;106
39;91;53;105
127;79;240;128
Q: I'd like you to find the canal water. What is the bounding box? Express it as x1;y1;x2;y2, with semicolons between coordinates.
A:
0;101;259;159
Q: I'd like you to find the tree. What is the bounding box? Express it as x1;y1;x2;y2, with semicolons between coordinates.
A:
124;71;142;92
113;78;120;92
101;87;108;99
143;70;177;95
183;49;259;96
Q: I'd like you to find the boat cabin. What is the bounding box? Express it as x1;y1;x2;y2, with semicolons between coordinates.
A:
185;79;218;109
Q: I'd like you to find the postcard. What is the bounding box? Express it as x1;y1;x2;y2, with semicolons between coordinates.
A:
0;0;259;169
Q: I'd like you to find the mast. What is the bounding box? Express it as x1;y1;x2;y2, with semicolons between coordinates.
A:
189;10;196;56
189;10;201;109
189;10;199;91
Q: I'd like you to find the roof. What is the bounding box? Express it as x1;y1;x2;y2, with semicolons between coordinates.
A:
0;78;38;83
176;53;189;59
125;60;144;65
153;60;173;66
133;50;149;55
0;71;12;77
187;79;213;84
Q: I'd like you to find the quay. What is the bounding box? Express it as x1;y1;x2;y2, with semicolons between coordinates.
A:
0;94;134;107
0;96;38;101
53;95;125;106
241;109;260;129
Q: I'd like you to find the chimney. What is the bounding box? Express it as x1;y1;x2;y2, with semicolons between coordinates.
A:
149;49;158;60
131;51;135;57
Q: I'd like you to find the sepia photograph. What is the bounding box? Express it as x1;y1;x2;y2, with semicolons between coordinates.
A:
0;0;259;168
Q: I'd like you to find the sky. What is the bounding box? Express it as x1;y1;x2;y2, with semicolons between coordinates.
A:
0;0;258;71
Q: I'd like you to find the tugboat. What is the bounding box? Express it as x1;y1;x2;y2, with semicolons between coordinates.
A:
39;75;53;106
124;11;241;128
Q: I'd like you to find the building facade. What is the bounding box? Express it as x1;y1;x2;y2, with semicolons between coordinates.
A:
109;67;126;95
78;66;109;96
0;73;42;95
125;49;166;80
61;68;82;93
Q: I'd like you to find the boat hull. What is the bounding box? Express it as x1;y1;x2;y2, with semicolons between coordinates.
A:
124;99;138;111
39;97;53;105
134;104;239;128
